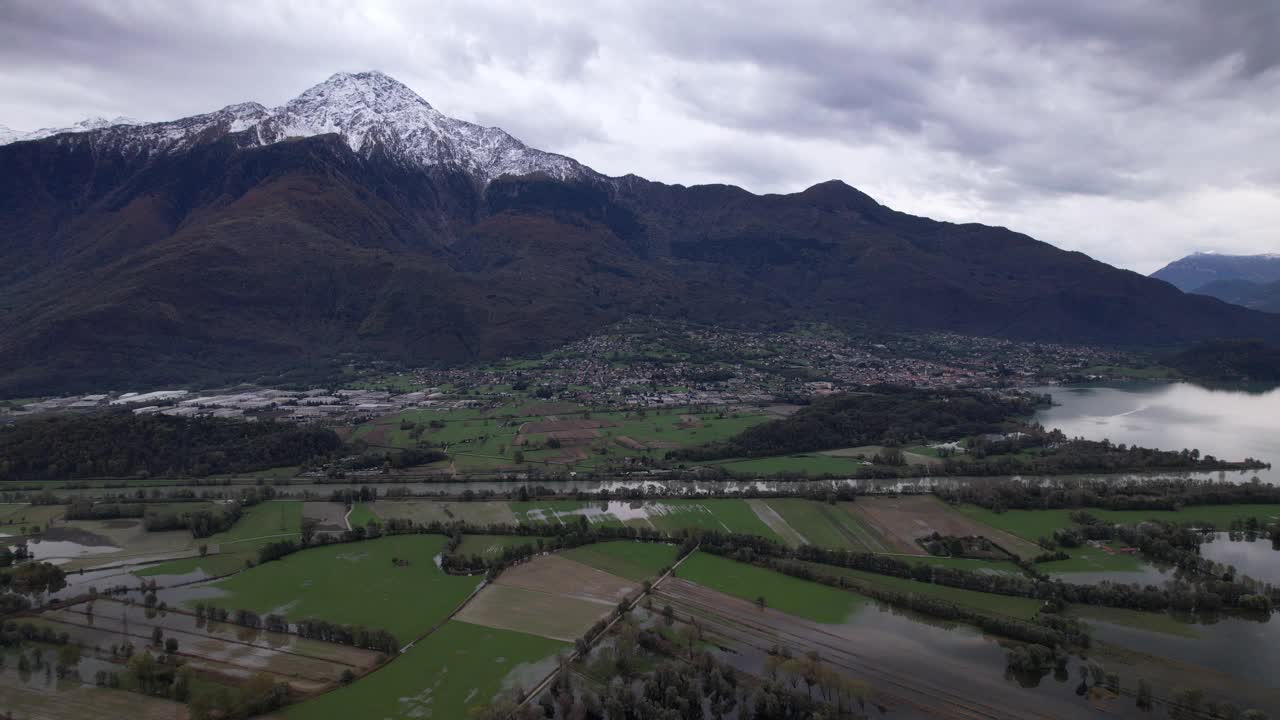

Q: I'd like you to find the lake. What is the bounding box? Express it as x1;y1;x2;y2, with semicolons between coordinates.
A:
1034;382;1280;483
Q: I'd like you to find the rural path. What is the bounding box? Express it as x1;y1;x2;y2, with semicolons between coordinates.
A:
514;544;699;713
746;499;809;546
219;532;301;546
343;506;353;531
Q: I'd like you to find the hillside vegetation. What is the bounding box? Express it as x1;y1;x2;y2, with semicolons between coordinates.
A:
0;413;340;481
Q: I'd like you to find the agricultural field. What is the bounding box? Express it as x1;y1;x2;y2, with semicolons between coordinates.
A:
0;503;65;532
759;498;889;551
371;499;516;526
456;554;637;640
284;621;565;720
852;496;1043;559
711;454;865;476
674;551;865;624
202;534;478;642
959;503;1280;541
796;561;1043;620
54;519;197;570
37;599;382;693
0;680;191;720
559;541;678;581
344;503;375;529
455;534;541;561
137;500;303;579
301;501;348;534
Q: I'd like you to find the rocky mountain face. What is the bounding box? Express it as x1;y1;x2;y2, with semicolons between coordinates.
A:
3;72;1280;395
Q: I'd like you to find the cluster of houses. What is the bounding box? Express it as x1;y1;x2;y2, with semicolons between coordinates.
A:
7;387;474;424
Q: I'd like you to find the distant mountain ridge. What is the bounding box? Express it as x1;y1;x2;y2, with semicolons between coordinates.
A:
2;71;1280;395
1151;252;1280;291
1151;253;1280;313
0;71;595;185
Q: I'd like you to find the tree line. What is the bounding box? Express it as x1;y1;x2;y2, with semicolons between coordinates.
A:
0;412;341;481
671;386;1039;461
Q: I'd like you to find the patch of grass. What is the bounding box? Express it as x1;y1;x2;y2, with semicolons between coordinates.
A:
1069;605;1200;638
676;552;865;624
904;556;1025;575
0;504;65;531
763;499;871;550
954;506;1076;542
284;621;566;720
714;454;864;476
509;501;622;528
456;535;541;561
798;562;1042;620
136;551;249;578
137;500;302;578
1034;549;1145;573
346;503;377;529
650;499;782;540
601;410;770;449
215;500;303;545
205;534;477;642
1079;365;1179;380
560;541;679;581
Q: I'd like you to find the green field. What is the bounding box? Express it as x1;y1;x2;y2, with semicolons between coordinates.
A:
201;534;477;642
714;454;864;476
955;503;1280;573
509;500;623;528
456;534;541;560
959;503;1280;541
904;556;1024;574
600;410;770;449
506;499;780;540
676;552;865;624
797;561;1043;620
560;541;679;581
347;503;377;529
646;499;779;539
137;500;303;578
0;504;65;532
763;499;877;550
285;621;566;720
1069;605;1201;639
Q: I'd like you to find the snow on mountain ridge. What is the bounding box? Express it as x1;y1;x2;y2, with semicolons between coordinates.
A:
1;71;598;185
0;115;146;144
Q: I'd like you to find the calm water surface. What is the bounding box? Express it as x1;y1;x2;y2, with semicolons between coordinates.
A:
1034;382;1280;482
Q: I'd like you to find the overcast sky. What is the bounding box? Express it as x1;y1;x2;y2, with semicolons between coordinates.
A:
2;0;1277;273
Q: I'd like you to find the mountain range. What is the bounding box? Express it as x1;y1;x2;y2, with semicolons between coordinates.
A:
3;71;1279;396
1150;253;1280;314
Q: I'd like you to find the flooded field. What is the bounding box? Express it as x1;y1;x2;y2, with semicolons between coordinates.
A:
653;577;1120;720
37;598;381;692
1199;532;1280;584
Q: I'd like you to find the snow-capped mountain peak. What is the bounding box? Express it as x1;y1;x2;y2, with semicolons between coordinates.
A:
1;71;597;185
0;115;146;144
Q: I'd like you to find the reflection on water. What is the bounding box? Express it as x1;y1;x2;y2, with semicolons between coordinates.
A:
1034;382;1280;482
4;534;120;565
1199;532;1280;585
1089;613;1280;689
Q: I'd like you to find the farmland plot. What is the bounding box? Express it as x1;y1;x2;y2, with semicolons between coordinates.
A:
850;495;1042;558
657;563;1098;720
456;554;637;641
39;600;380;692
284;621;565;720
